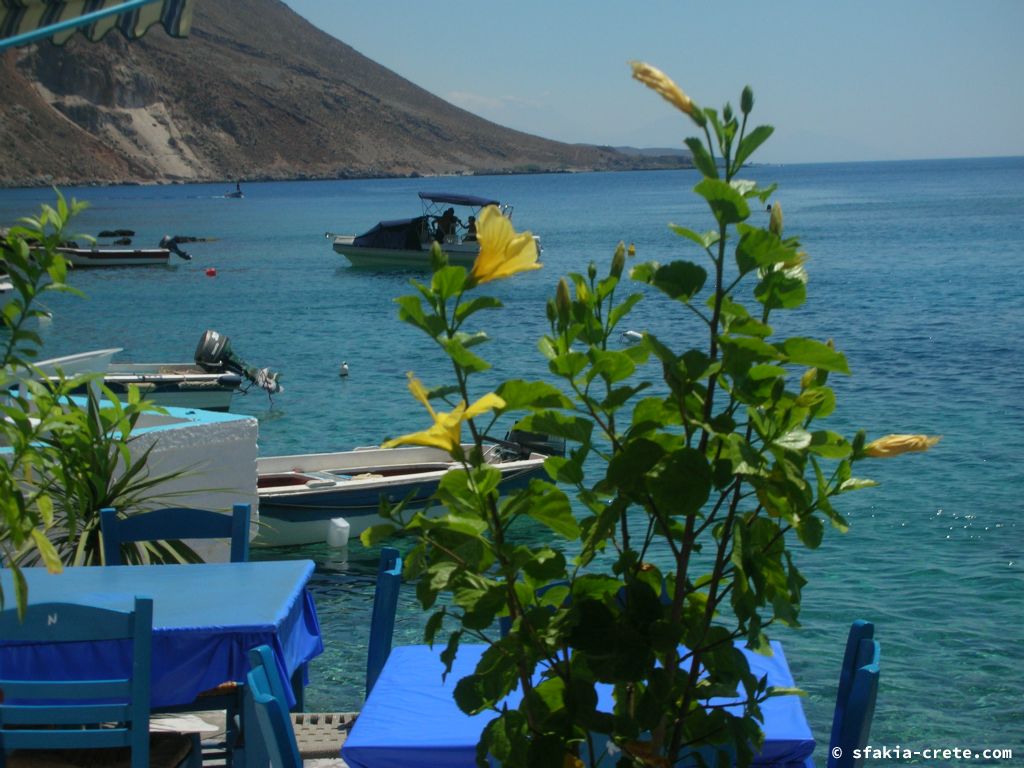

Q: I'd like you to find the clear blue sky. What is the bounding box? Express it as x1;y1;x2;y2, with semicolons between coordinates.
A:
281;0;1023;164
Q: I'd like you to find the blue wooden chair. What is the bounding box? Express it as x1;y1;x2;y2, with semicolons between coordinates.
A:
100;504;251;766
245;647;303;768
810;620;881;768
0;596;197;768
100;503;251;565
366;546;403;696
240;548;403;763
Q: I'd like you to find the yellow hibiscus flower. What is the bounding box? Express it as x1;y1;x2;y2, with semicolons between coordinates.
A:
467;205;540;286
381;373;505;455
864;434;942;458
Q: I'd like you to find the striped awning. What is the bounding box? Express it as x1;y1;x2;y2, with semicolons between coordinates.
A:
0;0;194;51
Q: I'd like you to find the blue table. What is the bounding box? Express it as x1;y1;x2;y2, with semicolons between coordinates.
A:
343;642;815;768
0;561;323;710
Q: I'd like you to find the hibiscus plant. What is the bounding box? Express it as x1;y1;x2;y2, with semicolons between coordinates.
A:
365;67;937;768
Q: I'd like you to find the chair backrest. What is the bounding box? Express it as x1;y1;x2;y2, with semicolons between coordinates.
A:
101;503;251;565
245;646;302;768
365;546;402;697
0;596;153;768
829;623;881;768
828;620;874;754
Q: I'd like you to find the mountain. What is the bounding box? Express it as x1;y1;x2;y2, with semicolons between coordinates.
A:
0;0;689;187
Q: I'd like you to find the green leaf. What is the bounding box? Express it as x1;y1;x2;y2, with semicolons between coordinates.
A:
754;271;806;310
773;429;812;452
359;523;399;547
494;380;573;411
647;448;712;518
424;608;446;645
395;295;444;337
586;349;636;385
454;295;502;323
520;481;578;538
431;265;467;299
838;477;879;493
636;260;707;303
734;228;792;276
684;137;718;178
669;224;720;250
441;337;491;373
547;349;589;379
453;644;519;714
733;125;775;171
453;331;489;349
30;528;62;572
795;514;824;549
695;178;750;225
607;292;643;332
778;338;851;374
608;438;664;495
514;411;593;445
808;431;851;459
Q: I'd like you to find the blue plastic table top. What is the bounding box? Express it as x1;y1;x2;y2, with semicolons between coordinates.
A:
343;641;815;768
0;560;323;709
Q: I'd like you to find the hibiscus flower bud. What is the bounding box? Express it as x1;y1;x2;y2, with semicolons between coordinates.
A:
769;201;783;237
611;242;626;279
864;434;942;458
630;61;703;127
556;277;571;323
741;86;754;115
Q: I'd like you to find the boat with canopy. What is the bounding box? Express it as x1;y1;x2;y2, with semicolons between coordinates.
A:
326;191;538;269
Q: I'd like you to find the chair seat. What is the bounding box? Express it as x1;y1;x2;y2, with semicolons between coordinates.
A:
7;733;195;768
290;712;357;759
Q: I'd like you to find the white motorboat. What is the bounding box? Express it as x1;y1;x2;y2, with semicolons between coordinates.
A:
28;331;282;412
99;363;243;412
54;232;206;267
327;191;539;269
255;441;551;547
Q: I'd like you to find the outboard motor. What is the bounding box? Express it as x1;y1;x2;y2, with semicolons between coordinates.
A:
506;426;566;457
195;330;283;395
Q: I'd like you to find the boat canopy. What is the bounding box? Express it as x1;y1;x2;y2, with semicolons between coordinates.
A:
418;192;500;208
353;216;426;249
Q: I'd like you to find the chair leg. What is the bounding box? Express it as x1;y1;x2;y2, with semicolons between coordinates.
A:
186;733;203;768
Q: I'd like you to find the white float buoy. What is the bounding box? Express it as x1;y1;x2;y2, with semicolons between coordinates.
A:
339;361;349;377
326;517;351;547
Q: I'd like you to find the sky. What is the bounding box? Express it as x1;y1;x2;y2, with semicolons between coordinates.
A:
281;0;1023;164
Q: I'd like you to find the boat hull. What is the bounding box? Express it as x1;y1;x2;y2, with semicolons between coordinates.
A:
101;364;242;411
331;237;480;268
58;247;171;267
255;445;547;546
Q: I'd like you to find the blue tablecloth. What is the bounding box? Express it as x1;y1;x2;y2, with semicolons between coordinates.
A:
343;642;815;768
0;560;323;709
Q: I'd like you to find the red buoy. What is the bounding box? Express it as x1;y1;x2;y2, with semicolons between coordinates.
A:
205;267;217;277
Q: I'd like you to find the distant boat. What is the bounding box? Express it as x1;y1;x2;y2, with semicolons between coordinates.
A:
225;182;244;199
53;233;210;267
255;440;551;546
327;191;539;269
56;245;171;267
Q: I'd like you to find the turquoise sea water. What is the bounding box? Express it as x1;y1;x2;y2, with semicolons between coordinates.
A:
2;157;1021;763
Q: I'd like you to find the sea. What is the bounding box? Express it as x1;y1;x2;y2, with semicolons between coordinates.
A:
1;157;1021;763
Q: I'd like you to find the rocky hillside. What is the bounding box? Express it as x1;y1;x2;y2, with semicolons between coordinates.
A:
0;0;688;187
